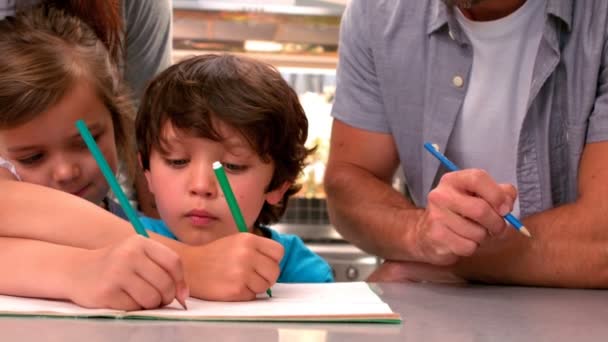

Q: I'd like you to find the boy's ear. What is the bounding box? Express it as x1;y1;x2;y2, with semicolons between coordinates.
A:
138;153;155;194
265;181;292;205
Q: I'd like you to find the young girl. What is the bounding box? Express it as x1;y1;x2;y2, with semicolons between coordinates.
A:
0;7;136;213
135;54;334;284
1;0;173;218
0;6;280;307
0;5;190;310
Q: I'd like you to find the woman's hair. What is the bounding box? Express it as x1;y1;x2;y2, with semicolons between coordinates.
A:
35;0;124;65
137;54;314;226
0;5;136;178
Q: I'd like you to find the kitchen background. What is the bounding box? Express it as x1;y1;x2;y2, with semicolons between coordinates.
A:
171;0;383;282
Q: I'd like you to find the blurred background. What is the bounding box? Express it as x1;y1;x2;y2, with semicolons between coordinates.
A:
171;0;382;282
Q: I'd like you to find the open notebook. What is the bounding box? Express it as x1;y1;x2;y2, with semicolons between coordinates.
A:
0;282;401;323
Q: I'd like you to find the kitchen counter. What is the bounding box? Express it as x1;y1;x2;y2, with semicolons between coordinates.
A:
2;282;606;341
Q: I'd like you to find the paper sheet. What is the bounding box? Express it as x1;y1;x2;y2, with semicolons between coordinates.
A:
0;282;401;323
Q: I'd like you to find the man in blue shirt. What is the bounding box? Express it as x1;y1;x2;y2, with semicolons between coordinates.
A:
325;0;608;287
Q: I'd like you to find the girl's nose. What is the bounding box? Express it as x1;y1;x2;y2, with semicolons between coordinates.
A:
52;154;81;184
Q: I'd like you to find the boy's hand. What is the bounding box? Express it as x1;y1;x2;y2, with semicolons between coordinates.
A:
69;235;189;311
183;233;284;301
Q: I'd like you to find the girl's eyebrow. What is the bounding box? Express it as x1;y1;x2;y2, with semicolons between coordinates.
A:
70;123;103;139
7;123;105;152
7;144;41;153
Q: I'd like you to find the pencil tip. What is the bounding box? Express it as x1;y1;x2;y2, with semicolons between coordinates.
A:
520;226;532;238
178;298;188;310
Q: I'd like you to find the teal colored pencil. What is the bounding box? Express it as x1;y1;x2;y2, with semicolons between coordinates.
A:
213;161;273;297
75;120;149;238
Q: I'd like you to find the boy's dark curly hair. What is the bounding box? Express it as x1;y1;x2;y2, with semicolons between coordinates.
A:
136;54;313;226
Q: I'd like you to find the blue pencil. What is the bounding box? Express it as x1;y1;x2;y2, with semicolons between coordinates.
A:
424;142;531;238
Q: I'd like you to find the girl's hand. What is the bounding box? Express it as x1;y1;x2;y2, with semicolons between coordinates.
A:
70;235;189;311
183;233;284;301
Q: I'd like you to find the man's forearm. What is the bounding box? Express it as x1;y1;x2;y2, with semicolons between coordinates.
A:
325;162;423;260
456;141;608;288
455;201;608;287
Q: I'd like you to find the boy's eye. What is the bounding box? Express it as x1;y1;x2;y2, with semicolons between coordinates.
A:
222;162;247;172
16;153;44;165
165;158;189;168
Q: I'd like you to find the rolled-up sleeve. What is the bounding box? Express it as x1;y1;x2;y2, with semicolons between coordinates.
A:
331;0;389;133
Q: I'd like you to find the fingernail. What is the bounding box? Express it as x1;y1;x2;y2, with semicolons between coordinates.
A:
181;285;190;300
499;204;510;216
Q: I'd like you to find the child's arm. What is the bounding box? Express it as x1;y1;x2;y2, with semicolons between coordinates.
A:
0;179;134;247
0;179;284;301
0;236;188;310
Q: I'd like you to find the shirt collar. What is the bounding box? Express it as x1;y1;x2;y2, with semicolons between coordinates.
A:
426;0;573;36
546;0;572;32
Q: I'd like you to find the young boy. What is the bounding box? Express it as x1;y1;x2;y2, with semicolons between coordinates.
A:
135;54;334;284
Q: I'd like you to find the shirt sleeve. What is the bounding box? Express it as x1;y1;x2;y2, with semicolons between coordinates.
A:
278;234;335;283
586;40;608;143
139;216;177;240
123;0;173;105
0;0;16;20
331;0;390;133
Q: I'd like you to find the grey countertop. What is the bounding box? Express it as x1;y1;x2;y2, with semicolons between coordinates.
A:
2;282;606;341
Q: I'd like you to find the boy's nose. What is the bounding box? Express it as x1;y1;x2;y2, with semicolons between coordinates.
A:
188;165;217;198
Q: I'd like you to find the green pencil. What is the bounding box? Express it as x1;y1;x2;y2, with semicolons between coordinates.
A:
76;120;149;237
213;161;273;298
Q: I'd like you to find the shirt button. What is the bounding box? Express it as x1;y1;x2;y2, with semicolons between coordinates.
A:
452;75;464;88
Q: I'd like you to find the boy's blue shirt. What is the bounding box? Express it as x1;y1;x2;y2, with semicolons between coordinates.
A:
139;216;334;283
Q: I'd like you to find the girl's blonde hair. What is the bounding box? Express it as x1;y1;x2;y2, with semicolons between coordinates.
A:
0;5;136;178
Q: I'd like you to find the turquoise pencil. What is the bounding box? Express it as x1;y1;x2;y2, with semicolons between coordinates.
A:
213;161;273;297
423;142;531;238
77;119;188;310
76;120;149;237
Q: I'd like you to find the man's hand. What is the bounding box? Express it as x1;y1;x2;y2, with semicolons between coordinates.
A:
367;260;466;284
411;169;517;265
69;235;189;311
182;233;284;301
